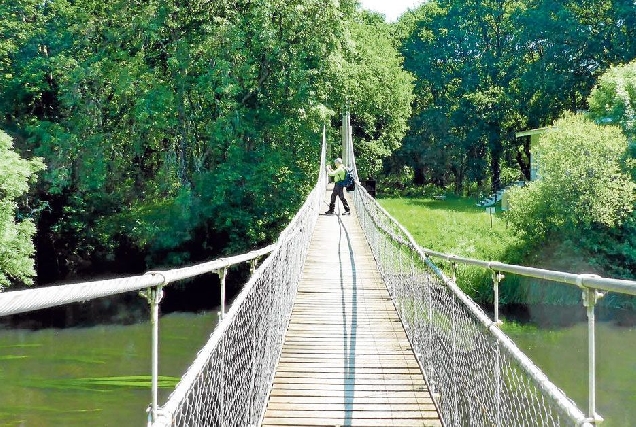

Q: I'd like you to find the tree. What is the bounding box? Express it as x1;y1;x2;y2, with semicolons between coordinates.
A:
398;0;528;193
518;0;636;126
396;0;636;194
0;130;45;288
505;113;635;241
1;0;364;277
333;10;414;179
587;60;636;143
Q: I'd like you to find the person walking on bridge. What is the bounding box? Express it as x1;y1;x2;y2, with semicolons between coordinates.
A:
325;158;350;215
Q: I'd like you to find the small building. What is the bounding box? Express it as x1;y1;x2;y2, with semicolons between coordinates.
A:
515;127;553;181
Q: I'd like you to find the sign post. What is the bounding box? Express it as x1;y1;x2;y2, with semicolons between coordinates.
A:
486;206;495;228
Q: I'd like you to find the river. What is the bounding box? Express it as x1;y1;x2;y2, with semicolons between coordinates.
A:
505;318;636;426
0;311;218;426
1;308;634;426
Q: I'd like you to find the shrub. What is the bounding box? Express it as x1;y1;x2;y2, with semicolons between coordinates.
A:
506;113;636;242
0;130;45;287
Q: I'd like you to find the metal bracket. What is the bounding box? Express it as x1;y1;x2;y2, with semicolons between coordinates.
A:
139;286;164;306
582;288;605;308
448;254;458;282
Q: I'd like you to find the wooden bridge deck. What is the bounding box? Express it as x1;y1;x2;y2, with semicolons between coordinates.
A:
261;189;442;427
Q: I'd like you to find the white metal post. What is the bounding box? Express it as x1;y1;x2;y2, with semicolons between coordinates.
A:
341;110;347;166
219;268;228;320
492;271;504;325
583;287;604;424
347;110;352;168
141;285;163;424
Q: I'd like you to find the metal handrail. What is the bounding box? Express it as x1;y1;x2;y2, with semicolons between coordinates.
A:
0;243;275;423
0;244;276;318
422;249;636;296
368;194;624;424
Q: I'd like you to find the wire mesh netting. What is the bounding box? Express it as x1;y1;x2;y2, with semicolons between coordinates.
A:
151;137;327;427
352;185;591;427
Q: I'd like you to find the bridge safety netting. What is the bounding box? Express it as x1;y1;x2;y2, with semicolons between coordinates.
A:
151;137;327;427
350;171;592;425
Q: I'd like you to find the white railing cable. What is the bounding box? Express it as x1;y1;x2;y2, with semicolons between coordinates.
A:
344;122;596;426
0;245;275;318
412;249;636;297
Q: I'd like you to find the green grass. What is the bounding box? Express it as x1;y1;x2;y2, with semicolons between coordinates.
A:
378;196;523;262
376;195;599;306
378;195;528;302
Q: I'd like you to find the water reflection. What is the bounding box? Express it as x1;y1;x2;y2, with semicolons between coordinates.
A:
506;320;636;426
0;311;217;426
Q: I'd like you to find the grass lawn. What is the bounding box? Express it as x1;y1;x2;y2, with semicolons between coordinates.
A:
378;195;529;302
377;194;600;305
378;195;524;263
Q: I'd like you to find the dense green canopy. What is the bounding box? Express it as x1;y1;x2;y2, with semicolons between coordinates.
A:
394;0;636;193
0;0;413;285
2;0;636;286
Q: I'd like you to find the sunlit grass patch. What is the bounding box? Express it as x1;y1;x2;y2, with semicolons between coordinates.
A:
0;355;28;361
378;196;526;303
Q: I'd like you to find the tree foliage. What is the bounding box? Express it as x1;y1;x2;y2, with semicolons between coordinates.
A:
0;0;413;282
588;59;636;143
505;113;635;240
395;0;636;194
337;11;414;179
0;130;45;287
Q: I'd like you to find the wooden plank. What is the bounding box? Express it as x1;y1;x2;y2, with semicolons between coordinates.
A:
263;410;441;420
266;403;437;412
267;392;434;401
273;371;427;380
262;417;443;427
272;366;424;374
261;189;441;427
271;380;429;388
267;396;436;406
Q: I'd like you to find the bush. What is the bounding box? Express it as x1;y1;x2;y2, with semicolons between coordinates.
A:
588;60;636;143
0;130;45;287
506;113;635;242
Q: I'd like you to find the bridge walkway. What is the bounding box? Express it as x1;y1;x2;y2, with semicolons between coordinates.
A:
261;188;442;426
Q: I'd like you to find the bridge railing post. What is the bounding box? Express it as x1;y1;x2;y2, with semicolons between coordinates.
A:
491;271;504;325
580;277;605;425
218;267;228;320
139;281;165;425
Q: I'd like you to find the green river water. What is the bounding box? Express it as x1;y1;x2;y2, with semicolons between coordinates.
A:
0;310;634;426
0;311;218;427
506;320;636;427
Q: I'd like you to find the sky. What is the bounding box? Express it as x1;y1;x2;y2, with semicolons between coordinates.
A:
358;0;425;22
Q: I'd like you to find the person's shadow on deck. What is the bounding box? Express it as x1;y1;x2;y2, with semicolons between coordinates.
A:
337;214;357;427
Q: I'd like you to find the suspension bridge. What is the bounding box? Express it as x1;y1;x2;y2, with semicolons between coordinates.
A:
2;116;636;426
